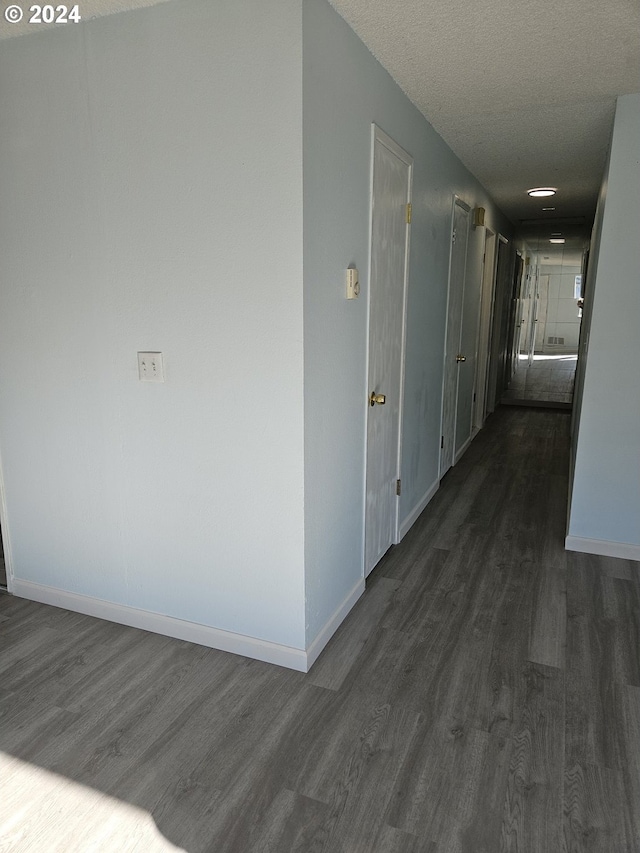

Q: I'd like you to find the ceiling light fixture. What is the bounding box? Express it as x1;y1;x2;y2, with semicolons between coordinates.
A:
527;187;557;198
542;207;556;211
549;238;565;244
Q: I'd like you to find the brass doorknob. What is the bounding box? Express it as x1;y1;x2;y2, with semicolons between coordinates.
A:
456;354;466;363
369;392;386;406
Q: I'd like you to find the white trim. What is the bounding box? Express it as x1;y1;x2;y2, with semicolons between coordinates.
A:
11;580;309;671
473;228;498;430
439;195;471;478
393;148;413;545
305;577;365;670
373;124;414;166
398;477;439;541
452;203;471;458
454;196;472;213
565;536;640;562
438;196;458;478
485;234;511;415
454;433;473;465
361;126;376;577
364;124;413;577
0;447;14;592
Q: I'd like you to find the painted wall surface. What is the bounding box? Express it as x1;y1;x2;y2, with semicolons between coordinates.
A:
569;173;608;506
302;0;512;644
0;0;307;648
568;94;640;548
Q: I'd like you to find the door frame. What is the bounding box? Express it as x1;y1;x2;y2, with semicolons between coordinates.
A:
527;259;540;366
472;227;498;431
439;194;471;478
509;251;525;381
485;233;510;413
363;124;413;574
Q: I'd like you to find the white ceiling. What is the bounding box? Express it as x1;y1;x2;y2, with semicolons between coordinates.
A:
328;0;640;231
3;0;639;232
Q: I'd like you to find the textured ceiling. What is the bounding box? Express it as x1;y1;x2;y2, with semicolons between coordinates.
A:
328;0;640;230
2;0;638;231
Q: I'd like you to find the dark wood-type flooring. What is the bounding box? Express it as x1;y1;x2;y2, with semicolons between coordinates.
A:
1;407;639;852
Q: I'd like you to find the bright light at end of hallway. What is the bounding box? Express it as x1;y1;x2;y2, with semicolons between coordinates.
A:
0;753;186;852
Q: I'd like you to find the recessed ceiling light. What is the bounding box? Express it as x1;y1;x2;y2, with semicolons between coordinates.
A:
549;238;565;244
542;207;556;211
527;188;557;198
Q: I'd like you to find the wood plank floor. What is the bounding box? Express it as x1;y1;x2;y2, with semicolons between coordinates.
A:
1;407;639;852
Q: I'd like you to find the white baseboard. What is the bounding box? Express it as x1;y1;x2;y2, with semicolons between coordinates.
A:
454;434;473;465
398;477;439;541
11;579;309;672
305;577;365;670
565;535;640;562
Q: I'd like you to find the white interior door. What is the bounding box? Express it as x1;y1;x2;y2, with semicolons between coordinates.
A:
486;235;510;413
440;197;470;478
527;262;540;365
364;127;412;577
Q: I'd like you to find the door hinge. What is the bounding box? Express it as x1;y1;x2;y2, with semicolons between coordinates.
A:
441;435;444;449
473;392;477;402
406;203;412;224
452;229;456;244
396;478;402;496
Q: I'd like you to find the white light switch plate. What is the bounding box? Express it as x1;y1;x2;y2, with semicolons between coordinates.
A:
137;352;164;382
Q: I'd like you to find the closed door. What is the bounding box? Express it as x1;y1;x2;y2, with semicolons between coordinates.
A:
472;230;497;430
505;254;525;383
440;198;470;477
527;263;540;366
364;127;412;577
486;235;511;411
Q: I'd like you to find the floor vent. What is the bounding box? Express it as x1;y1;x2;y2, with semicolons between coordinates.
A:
547;336;565;345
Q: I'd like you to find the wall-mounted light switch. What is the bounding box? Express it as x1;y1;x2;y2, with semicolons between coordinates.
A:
137;352;164;382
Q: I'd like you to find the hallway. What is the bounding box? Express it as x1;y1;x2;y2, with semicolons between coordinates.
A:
502;354;577;407
1;407;639;851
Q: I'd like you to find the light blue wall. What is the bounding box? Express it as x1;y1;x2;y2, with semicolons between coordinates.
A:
0;0;518;661
0;0;307;648
302;0;512;644
569;171;608;498
568;93;640;550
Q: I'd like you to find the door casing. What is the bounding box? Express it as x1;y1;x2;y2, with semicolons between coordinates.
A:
472;228;498;430
439;195;471;478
